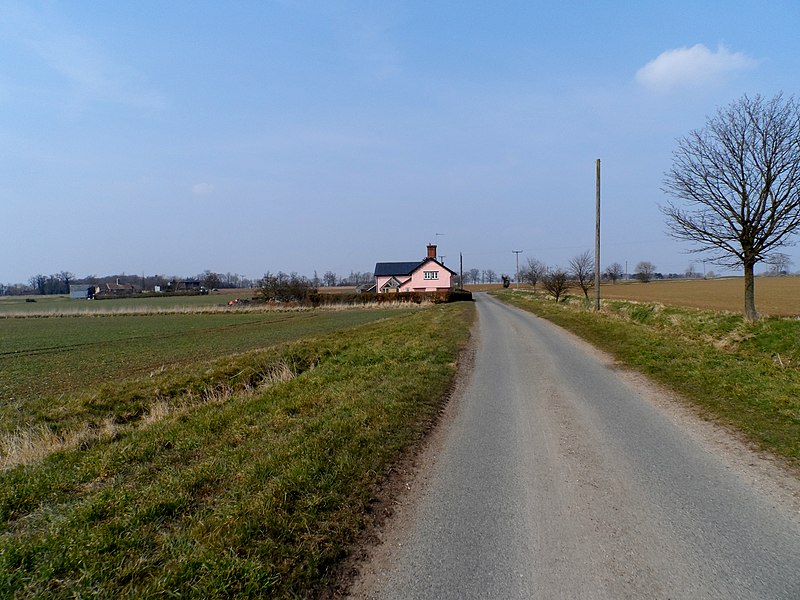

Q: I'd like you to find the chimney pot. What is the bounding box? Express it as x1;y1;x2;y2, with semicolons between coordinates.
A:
427;244;437;259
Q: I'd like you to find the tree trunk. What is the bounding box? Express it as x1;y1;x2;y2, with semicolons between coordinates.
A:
743;260;758;322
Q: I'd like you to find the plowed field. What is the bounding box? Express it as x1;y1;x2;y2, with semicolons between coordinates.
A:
599;276;800;316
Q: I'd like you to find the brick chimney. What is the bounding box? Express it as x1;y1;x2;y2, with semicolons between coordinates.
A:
427;244;437;259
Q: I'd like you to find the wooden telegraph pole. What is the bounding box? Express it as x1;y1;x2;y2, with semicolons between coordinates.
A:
594;159;601;311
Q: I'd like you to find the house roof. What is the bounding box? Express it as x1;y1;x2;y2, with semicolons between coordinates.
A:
374;261;423;277
374;257;457;277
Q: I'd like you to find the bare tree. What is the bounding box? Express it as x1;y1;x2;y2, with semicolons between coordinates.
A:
541;267;571;302
662;93;800;321
604;262;624;284
765;253;792;275
521;257;546;290
58;271;75;293
634;261;656;283
468;268;480;284
484;269;498;284
569;250;594;299
29;274;47;295
200;270;221;289
322;271;337;287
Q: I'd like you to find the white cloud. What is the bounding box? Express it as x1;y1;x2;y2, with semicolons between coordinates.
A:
635;44;757;92
192;183;215;196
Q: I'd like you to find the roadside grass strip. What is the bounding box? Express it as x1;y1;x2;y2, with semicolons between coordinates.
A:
494;290;800;466
0;303;474;598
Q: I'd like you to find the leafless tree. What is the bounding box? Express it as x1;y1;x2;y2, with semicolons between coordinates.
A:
29;274;46;295
484;269;498;284
200;270;221;289
662;93;800;321
521;257;546;290
58;271;75;293
569;250;594;299
468;268;480;284
322;271;337;287
764;253;792;275
604;262;624;284
541;267;571;302
634;261;656;283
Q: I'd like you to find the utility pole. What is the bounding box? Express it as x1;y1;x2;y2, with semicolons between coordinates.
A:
594;159;601;311
460;253;463;290
512;250;522;289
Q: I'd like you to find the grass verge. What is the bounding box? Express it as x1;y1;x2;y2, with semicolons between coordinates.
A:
493;290;799;466
0;302;474;598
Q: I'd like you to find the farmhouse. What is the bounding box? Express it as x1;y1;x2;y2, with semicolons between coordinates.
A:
168;280;202;292
374;244;456;293
99;281;136;296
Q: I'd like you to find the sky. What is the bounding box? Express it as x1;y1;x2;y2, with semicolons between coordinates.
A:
2;0;800;284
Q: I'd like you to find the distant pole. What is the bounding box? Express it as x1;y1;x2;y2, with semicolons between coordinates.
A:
460;252;463;289
594;159;601;311
512;250;522;289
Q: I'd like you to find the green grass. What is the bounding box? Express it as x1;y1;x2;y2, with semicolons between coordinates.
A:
0;302;474;598
0;308;414;434
0;293;240;315
493;290;800;465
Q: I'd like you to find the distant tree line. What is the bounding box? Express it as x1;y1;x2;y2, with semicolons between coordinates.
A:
0;271;258;296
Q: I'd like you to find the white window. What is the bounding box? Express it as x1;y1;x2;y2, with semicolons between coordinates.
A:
423;271;438;280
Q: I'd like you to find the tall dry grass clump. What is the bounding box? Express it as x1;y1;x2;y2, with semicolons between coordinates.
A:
1;360;298;471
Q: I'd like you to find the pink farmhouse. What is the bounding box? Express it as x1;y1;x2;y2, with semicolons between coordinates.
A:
374;244;456;293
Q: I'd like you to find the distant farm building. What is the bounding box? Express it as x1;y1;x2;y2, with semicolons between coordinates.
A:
69;284;96;299
168;280;202;292
98;281;137;296
374;244;456;293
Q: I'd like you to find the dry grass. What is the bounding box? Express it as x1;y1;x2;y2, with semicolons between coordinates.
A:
1;360;297;470
0;420;116;470
599;276;800;317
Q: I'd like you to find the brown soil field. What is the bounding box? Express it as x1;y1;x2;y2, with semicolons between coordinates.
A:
599;276;800;317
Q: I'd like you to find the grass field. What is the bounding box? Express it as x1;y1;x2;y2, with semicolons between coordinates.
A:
494;289;800;467
0;301;475;598
469;276;800;317
0;290;256;316
0;307;421;436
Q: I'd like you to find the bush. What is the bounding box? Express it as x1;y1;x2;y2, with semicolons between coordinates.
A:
259;272;316;303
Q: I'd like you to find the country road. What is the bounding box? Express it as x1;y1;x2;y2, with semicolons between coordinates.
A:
348;293;800;599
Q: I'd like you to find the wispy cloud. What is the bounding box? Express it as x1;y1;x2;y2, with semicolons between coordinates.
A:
192;183;215;197
28;34;166;110
635;44;757;92
0;2;166;110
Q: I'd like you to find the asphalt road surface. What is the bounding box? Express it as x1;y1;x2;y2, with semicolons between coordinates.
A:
349;293;800;599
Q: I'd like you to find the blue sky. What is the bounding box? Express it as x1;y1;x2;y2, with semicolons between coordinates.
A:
2;0;800;283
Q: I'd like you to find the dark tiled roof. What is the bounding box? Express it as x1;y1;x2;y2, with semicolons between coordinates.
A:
374;261;423;277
